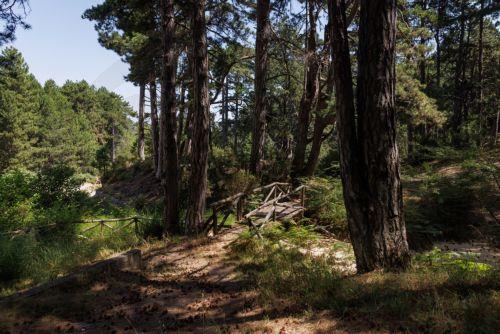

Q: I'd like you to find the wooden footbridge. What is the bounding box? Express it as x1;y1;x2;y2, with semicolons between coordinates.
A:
205;182;307;235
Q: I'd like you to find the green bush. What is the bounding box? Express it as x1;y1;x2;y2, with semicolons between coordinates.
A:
0;169;37;231
304;177;348;238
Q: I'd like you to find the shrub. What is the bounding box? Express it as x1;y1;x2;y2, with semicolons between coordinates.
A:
304;177;348;238
0;169;37;231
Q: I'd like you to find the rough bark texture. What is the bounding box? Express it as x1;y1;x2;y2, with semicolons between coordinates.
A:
329;0;410;273
249;0;271;174
150;81;160;175
292;0;320;179
186;0;210;234
137;84;146;161
160;0;179;233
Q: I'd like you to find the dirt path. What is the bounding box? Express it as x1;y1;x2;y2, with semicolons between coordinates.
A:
0;227;376;334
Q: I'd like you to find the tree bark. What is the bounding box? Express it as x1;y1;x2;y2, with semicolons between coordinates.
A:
329;0;410;273
137;83;146;161
186;0;210;234
250;0;271;174
150;80;160;174
160;0;180;233
292;0;320;179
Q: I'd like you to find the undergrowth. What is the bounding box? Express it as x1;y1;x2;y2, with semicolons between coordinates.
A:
231;225;499;333
0;166;162;296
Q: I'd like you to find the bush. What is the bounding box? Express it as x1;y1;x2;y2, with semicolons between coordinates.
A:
304;177;348;238
34;165;84;207
0;169;37;231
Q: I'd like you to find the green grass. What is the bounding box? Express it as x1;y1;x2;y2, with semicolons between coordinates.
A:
231;225;500;333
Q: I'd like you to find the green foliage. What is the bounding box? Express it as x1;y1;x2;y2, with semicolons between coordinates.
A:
304;177;348;238
396;66;445;127
0;165;164;293
0;166;84;233
0;47;42;171
404;151;499;249
0;48;134;175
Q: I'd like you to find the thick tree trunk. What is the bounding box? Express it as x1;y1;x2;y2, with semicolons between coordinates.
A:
186;0;210;234
160;0;179;233
330;0;410;273
137;84;146;161
150;80;160;174
355;0;410;272
292;0;320;179
250;0;271;174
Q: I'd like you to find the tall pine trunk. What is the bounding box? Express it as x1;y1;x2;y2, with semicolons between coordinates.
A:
329;0;410;273
292;0;319;179
160;0;179;233
137;84;146;161
186;0;210;234
250;0;271;174
150;80;160;174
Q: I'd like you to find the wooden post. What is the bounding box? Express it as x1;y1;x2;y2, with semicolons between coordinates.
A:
301;186;305;207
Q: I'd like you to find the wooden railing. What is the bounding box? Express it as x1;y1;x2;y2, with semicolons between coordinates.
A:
204;182;307;235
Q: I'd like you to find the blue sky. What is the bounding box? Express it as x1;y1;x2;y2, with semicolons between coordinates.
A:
7;0;139;111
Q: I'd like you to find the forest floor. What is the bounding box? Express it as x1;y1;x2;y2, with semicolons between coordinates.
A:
1;152;498;333
0;226;366;334
1;221;498;333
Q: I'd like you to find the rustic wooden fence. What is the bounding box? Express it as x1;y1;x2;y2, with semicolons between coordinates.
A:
204;182;307;235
